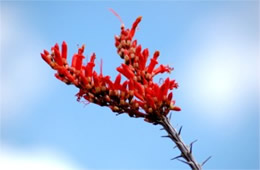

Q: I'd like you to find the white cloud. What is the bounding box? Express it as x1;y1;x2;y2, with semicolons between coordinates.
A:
1;5;52;121
173;9;258;128
0;147;84;170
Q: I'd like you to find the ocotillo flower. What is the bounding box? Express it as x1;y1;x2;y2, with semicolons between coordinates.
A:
41;13;208;170
41;16;180;123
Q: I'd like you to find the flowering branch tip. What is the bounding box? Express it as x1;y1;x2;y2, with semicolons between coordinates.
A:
40;12;207;170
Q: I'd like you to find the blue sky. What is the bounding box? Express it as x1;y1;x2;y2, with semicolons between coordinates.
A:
1;1;259;169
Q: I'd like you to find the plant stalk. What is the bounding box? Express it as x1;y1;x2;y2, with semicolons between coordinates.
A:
158;116;201;170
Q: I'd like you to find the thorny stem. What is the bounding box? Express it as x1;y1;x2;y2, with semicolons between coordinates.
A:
158;116;201;170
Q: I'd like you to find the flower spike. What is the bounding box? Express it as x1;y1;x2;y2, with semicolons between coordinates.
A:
40;12;205;170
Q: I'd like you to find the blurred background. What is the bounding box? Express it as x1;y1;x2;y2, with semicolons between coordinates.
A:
0;1;259;169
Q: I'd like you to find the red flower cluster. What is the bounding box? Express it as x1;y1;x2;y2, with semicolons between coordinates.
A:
41;16;180;123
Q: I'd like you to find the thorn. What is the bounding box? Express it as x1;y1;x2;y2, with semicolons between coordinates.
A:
201;156;212;167
191;139;198;144
173;145;177;149
178;126;183;136
169;112;172;120
190;139;198;153
177;158;190;165
161;135;170;138
171;155;182;160
160;128;164;130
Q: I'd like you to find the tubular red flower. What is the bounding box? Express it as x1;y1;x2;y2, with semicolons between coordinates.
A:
61;41;67;60
53;43;59;51
147;51;159;73
167;92;173;101
117;64;135;79
169;79;178;89
55;73;64;81
129;16;142;39
134;81;144;96
85;53;96;77
114;74;121;89
44;50;49;56
136;45;142;56
153;64;173;76
160;78;170;100
78;45;85;55
170;105;181;111
41;53;52;65
72;54;85;70
141;48;149;69
54;47;63;66
132;40;137;47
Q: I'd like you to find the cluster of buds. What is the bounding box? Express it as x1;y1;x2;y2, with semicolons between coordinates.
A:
41;16;180;124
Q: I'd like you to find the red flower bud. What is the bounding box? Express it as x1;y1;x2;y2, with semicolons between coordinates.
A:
41;52;52;65
136;45;142;56
61;41;67;59
54;47;63;66
54;43;59;50
167;92;173;101
132;40;137;47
